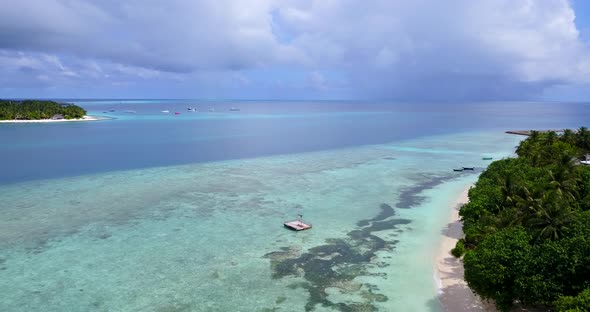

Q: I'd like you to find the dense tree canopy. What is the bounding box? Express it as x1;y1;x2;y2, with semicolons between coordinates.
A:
456;128;590;311
0;100;86;120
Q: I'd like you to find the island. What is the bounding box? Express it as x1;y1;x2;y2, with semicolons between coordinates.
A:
452;128;590;311
0;99;97;122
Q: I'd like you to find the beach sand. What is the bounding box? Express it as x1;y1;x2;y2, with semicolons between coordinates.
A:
436;186;497;312
0;115;103;123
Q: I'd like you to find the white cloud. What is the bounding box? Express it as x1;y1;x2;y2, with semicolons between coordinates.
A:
0;0;589;99
273;0;590;99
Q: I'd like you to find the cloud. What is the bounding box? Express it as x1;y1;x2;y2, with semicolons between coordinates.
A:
0;0;297;72
0;0;589;100
274;0;590;99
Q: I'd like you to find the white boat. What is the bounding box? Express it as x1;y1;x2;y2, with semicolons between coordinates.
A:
161;110;170;113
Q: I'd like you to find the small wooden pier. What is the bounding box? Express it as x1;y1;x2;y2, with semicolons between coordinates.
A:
284;215;312;231
506;129;566;136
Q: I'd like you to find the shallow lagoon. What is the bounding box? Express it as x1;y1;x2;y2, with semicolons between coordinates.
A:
0;129;521;311
1;100;587;311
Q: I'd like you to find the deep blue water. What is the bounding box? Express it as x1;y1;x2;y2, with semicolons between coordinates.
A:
0;100;588;184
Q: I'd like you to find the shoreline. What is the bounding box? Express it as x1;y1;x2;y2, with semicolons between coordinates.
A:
435;185;496;312
0;115;107;123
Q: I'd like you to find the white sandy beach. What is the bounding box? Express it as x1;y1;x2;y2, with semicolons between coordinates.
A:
0;115;102;123
436;186;497;312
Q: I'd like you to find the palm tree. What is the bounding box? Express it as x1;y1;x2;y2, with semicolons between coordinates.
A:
562;129;576;146
577;127;590;150
526;192;574;241
513;186;541;225
529;130;540;141
498;173;519;207
546;153;580;201
516;131;540;158
544;131;558;145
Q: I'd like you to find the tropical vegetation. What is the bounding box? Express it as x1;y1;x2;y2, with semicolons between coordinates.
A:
0;100;86;120
454;128;590;311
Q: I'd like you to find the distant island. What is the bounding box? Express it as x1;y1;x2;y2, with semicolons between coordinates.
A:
454;128;590;311
0;99;91;122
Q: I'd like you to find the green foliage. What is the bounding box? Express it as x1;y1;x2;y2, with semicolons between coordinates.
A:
555;289;590;312
0;99;86;120
464;227;533;311
451;239;465;258
460;129;590;311
578;166;590;211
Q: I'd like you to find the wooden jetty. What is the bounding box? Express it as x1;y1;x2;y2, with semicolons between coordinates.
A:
506;130;534;136
284;215;312;231
506;129;566;136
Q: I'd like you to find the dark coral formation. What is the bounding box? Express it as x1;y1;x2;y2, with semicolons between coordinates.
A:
396;175;458;209
264;203;411;311
356;204;395;227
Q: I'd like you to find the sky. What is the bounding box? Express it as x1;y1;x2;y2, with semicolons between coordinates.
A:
1;0;590;101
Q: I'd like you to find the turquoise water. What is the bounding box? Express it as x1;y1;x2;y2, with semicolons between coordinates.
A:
0;131;519;311
0;101;587;311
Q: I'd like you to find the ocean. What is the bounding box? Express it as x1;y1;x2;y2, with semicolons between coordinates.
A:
0;100;588;311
